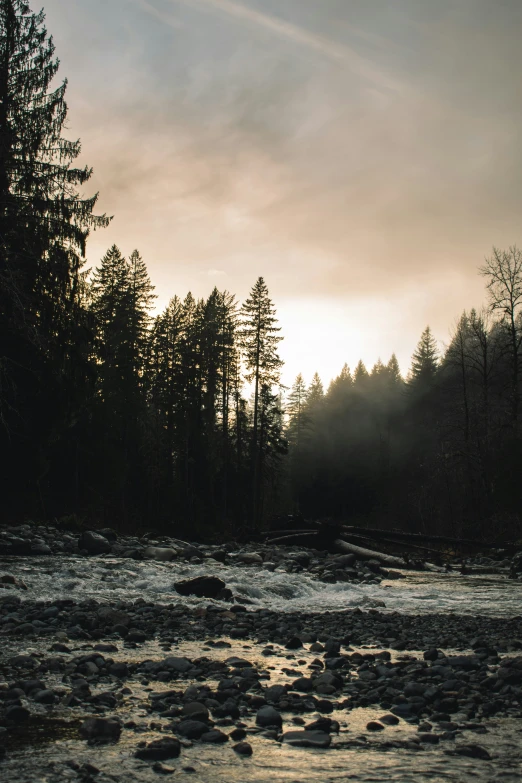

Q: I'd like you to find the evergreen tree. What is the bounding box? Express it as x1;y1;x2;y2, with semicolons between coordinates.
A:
408;326;439;392
240;277;283;525
306;372;324;413
0;1;108;518
326;363;352;408
353;359;369;387
386;354;402;384
90;245;131;405
286;373;307;450
127;249;156;389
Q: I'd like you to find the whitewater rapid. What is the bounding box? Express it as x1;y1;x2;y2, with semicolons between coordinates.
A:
2;555;522;617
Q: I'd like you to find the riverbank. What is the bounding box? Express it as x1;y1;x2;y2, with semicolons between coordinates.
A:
1;530;522;781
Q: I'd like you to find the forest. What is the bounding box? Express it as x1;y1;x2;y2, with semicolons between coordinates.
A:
1;2;522;542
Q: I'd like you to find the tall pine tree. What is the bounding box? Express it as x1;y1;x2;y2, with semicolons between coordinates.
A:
0;1;108;519
240;277;283;526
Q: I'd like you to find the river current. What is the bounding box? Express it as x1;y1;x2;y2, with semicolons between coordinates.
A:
2;555;521;617
2;555;522;782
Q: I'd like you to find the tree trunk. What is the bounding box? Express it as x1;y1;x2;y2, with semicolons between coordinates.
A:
334;538;407;568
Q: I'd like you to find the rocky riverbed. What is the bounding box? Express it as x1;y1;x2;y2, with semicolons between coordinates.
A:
1;523;522;781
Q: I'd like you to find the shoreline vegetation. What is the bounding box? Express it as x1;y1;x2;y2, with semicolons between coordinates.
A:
1;3;522;544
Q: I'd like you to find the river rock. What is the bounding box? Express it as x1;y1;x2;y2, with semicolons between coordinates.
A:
97;607;131;626
0;593;21;606
282;730;332;748
454;744;491;760
79;717;121;743
97;527;118;541
33;689;57;704
30;542;52;555
201;729;229;743
143;546;178;561
176;720;208;739
239;552;263;565
174;576;226;599
233;741;253;756
135;737;181;761
78;531;112;555
162;656;193;673
5;706;30;722
182;702;209;721
256;705;282;728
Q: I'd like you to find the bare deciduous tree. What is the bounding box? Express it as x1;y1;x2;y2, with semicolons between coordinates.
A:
480;246;522;427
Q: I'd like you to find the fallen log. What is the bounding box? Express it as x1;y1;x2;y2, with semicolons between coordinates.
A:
334;538;407;568
340;525;483;549
344;532;444;558
265;533;321;546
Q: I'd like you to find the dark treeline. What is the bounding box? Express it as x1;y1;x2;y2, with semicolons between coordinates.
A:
1;3;522;540
288;252;522;540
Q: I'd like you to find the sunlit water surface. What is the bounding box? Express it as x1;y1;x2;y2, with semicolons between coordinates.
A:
1;555;522;617
2;556;522;781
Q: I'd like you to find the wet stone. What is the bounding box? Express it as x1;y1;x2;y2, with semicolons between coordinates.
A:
176;720;209;739
233;741;253;756
282;730;332;748
152;761;175;774
200;729;229;743
5;706;30;722
79;717;121;744
256;705;282;728
182;702;209;722
453;744;491;760
135;737;181;761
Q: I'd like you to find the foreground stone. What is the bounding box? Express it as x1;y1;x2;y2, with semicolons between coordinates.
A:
79;717;121;743
135;737;181;761
174;576;226;599
282;730;332;748
143;546;179;561
256;705;282;728
78;531;112;555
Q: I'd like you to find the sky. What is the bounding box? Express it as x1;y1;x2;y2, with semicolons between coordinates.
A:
41;0;522;387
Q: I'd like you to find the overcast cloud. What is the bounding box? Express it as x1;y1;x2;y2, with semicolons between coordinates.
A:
41;0;522;384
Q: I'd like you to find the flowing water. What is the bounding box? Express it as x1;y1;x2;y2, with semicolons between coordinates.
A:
2;555;522;782
2;555;522;617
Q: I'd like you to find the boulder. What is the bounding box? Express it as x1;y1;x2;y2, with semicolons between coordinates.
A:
176;720;208;739
182;702;209;722
143;546;178;562
233;741;253;756
78;531;112;555
5;706;30;722
0;594;21;606
238;552;263;565
201;729;229;743
282;730;332;748
256;705;282;728
333;554;357;567
174;576;226;599
97;528;118;542
79;717;121;743
135;737;181;761
454;744;491;760
97;607;131;626
162;656;193;673
31;543;52;555
366;721;384;732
